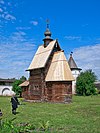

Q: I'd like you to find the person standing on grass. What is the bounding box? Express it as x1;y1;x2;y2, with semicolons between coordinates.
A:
0;109;3;116
10;94;19;115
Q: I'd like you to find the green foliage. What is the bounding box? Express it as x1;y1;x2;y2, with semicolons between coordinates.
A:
12;76;26;96
0;118;50;132
39;121;50;131
20;76;27;82
0;118;18;133
12;80;22;96
0;118;35;133
0;118;2;127
76;70;97;96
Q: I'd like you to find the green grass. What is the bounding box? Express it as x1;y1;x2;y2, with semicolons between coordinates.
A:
0;95;100;132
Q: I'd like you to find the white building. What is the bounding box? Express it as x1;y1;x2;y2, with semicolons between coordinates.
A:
68;53;82;94
0;79;15;96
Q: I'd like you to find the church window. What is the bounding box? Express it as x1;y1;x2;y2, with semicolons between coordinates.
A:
34;85;39;90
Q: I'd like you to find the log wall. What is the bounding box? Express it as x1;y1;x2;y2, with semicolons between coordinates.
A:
46;81;72;103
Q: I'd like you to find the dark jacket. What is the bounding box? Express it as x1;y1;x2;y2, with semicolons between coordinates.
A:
11;96;19;109
0;111;3;116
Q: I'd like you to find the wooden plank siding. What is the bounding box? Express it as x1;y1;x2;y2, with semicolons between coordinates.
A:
46;81;72;103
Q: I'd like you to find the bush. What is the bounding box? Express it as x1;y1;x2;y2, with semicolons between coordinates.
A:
76;70;97;96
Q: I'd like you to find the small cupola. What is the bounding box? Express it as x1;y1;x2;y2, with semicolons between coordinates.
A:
70;51;73;58
43;20;53;47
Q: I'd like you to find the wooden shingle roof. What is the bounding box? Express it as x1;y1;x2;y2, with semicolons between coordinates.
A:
68;54;78;69
27;40;58;70
19;81;29;87
68;54;82;70
45;51;74;81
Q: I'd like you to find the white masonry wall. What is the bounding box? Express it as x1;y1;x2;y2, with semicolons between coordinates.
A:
0;85;15;96
71;70;80;94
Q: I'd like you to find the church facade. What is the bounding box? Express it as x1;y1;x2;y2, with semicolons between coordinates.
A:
20;25;74;103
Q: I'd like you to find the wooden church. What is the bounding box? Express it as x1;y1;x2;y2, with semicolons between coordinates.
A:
20;24;74;103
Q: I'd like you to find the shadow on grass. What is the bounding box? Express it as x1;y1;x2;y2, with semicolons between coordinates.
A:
16;112;20;114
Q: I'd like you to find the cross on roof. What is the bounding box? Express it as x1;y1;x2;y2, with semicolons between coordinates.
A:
46;19;50;29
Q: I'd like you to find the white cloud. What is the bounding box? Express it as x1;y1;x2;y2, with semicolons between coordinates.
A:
4;14;16;20
72;44;100;79
0;1;16;23
65;36;81;41
0;8;3;12
13;31;26;36
30;20;38;26
0;32;36;79
16;27;31;30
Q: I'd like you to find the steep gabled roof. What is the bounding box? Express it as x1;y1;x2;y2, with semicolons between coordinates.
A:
45;51;74;81
68;53;82;70
27;40;60;70
68;54;78;69
19;81;29;87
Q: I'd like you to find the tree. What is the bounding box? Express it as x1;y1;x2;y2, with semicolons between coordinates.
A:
76;70;97;96
12;76;26;97
20;76;27;82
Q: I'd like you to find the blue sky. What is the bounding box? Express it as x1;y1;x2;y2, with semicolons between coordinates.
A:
0;0;100;79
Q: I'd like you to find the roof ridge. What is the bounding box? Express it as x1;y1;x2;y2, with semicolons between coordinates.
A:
27;40;58;70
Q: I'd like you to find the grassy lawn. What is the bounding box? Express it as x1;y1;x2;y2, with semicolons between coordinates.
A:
0;95;100;132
